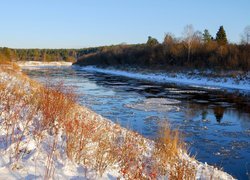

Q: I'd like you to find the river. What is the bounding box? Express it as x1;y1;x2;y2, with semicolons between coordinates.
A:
23;66;250;179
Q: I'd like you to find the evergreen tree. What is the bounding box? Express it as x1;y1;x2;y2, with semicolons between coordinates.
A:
216;26;228;45
203;29;212;43
147;36;159;46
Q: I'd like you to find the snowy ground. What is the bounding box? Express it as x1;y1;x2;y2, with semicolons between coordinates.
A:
0;63;235;179
17;61;72;67
75;66;250;92
0;65;121;179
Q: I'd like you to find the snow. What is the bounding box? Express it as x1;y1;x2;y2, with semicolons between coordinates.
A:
17;61;72;67
75;66;250;91
125;98;180;112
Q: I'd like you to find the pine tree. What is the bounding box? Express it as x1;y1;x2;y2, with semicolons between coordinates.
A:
203;29;212;43
216;26;228;45
147;36;159;46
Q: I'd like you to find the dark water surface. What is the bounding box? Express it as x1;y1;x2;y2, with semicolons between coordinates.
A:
23;66;250;179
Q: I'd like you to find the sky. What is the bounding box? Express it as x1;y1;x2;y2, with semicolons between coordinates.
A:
1;0;249;48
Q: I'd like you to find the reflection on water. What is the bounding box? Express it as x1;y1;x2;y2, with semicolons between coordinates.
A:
23;66;250;179
214;106;225;123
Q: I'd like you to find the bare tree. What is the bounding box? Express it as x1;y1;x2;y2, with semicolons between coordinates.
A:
241;25;250;44
183;24;195;62
193;31;203;43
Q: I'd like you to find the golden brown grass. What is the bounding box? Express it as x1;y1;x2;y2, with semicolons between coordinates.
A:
153;123;184;175
152;123;197;179
38;81;76;131
0;58;20;72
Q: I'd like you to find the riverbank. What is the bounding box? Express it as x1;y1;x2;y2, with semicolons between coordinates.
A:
17;61;72;67
0;62;234;179
74;65;250;92
16;61;250;92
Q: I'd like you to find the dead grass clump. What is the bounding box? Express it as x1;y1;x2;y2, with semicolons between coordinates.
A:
0;60;20;73
93;132;118;176
152;122;197;179
65;116;96;165
169;159;196;179
111;131;149;179
65;119;119;177
152;123;182;176
38;81;77;132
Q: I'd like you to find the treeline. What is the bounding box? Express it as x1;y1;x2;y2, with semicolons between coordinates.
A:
16;49;77;62
0;47;103;62
75;26;250;71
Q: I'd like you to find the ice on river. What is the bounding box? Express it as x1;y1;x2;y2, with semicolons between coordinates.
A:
125;98;180;112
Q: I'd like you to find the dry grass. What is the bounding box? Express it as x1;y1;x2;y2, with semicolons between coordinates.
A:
65;116;95;164
37;81;76;131
0;58;20;72
115;131;148;179
169;159;196;180
153;123;184;175
152;123;197;179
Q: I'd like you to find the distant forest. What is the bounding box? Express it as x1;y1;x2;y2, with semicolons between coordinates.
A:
0;47;102;63
1;25;250;71
75;26;250;71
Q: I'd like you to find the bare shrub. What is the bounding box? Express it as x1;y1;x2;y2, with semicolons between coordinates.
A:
93;132;117;176
65;116;96;165
37;81;76;132
169;159;196;179
110;131;148;179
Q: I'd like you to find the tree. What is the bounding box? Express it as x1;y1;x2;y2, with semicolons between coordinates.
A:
1;47;17;61
146;36;159;46
183;24;195;62
193;31;203;43
33;49;40;61
163;33;176;45
203;29;212;43
241;25;250;44
216;26;228;45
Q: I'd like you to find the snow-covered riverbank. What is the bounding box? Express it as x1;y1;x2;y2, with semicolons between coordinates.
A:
75;66;250;91
17;61;72;67
17;61;250;92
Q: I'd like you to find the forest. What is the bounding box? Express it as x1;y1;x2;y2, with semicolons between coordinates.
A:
0;47;101;63
75;26;250;71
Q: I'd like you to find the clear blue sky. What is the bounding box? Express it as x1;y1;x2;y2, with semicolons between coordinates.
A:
1;0;249;48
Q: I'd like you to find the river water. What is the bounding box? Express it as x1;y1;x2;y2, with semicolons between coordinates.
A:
23;66;250;179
